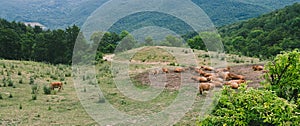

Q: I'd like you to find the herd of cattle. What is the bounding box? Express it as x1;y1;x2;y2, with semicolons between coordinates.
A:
48;65;265;94
154;65;266;95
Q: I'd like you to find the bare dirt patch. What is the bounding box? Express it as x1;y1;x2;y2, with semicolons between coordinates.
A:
132;64;265;90
229;64;265;89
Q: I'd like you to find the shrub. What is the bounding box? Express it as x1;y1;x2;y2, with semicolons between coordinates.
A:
7;78;13;87
50;74;58;80
65;72;71;77
60;77;65;81
169;62;179;66
19;103;22;109
0;93;2;99
29;76;35;85
18;71;22;75
31;85;38;94
43;85;51;95
9;93;13;98
32;94;37;100
263;49;300;102
198;85;299;126
19;79;23;84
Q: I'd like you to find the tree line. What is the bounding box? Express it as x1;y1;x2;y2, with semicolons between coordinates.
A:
1;3;299;64
0;18;189;65
0;19;82;64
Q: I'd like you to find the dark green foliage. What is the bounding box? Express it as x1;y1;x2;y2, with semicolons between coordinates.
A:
0;93;2;99
43;85;51;95
50;74;58;80
0;19;85;64
31;85;38;94
32;94;37;100
7;78;13;87
19;79;23;84
8;93;13;98
29;76;34;85
263;49;300;102
219;3;300;59
19;103;22;109
198;85;299;125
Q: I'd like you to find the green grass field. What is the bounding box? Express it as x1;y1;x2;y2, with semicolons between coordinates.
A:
0;46;265;125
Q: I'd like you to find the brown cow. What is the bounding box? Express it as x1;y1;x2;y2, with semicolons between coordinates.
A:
162;68;169;73
212;81;223;87
199;83;213;95
225;80;246;85
252;65;264;71
174;67;185;73
191;76;211;82
196;69;206;75
203;73;213;77
201;66;214;71
50;82;63;91
220;72;231;81
230;82;239;89
228;73;245;80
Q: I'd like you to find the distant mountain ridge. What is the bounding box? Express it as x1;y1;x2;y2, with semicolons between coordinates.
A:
0;0;300;29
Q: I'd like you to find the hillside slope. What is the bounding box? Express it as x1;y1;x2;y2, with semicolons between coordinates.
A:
0;0;299;29
219;3;300;59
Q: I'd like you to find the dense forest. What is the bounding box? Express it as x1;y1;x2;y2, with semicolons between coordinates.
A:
219;3;300;59
0;19;83;64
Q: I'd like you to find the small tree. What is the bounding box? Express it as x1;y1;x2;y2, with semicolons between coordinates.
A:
264;49;300;102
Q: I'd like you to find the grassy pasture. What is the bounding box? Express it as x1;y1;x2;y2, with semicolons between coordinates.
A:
0;46;265;125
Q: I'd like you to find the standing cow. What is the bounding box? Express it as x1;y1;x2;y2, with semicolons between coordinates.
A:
50;82;63;91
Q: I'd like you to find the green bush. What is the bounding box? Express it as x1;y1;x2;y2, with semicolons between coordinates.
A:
43;85;51;95
198;85;299;126
0;93;2;99
32;94;37;100
9;93;13;98
50;74;58;80
31;85;38;94
19;79;23;84
263;49;300;102
29;76;35;85
7;78;13;87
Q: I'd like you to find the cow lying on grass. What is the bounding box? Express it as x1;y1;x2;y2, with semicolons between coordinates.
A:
191;76;211;82
228;73;245;80
50;82;63;91
252;65;264;71
201;66;214;71
162;68;169;73
174;67;185;73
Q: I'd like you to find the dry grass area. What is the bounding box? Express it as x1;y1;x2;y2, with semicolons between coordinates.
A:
0;46;267;125
0;60;97;125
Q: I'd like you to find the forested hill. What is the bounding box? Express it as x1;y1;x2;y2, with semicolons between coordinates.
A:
219;3;300;59
0;19;83;64
1;0;300;29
